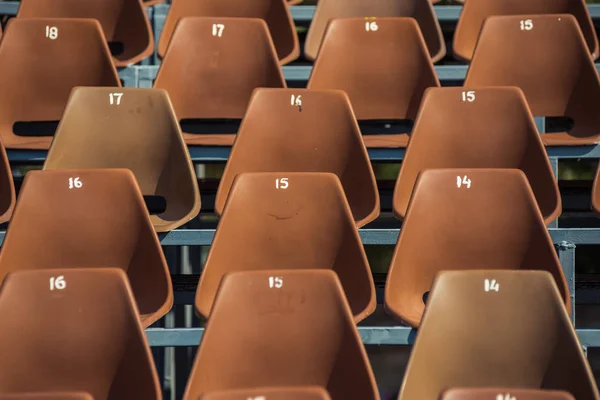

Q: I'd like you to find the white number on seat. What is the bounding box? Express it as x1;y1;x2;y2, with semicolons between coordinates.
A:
212;24;225;37
496;394;515;400
109;93;123;105
456;175;471;189
269;276;283;289
50;276;66;291
365;21;378;32
485;279;500;292
45;26;58;40
68;177;82;189
461;91;475;102
276;178;289;189
291;95;302;107
520;19;533;31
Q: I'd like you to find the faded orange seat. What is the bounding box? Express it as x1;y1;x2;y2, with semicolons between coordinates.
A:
307;18;439;148
394;87;561;224
305;0;445;62
464;15;600;146
185;270;378;400
198;387;331;400
0;169;172;327
198;173;375;322
216;88;379;227
441;389;575;400
0;268;161;399
17;0;154;66
0;139;15;225
386;169;570;328
154;17;286;146
398;271;597;400
158;0;299;64
0;18;121;150
454;0;597;62
144;0;164;5
44;87;200;232
593;165;600;214
0;395;93;400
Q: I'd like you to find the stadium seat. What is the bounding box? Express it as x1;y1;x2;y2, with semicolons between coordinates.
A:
304;0;445;62
440;388;575;400
197;172;376;322
307;18;439;148
0;169;172;327
0;268;161;399
154;17;286;146
198;387;331;400
385;169;570;328
0;18;121;150
393;87;561;224
463;15;600;146
185;270;379;400
0;141;15;225
592;165;600;214
453;0;598;62
0;394;94;400
144;0;164;5
16;0;154;66
157;0;299;64
398;270;597;400
215;88;379;227
44;87;201;232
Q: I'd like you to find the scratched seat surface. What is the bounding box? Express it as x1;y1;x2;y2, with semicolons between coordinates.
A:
0;394;94;400
385;169;570;328
464;15;600;146
186;270;379;400
44;87;200;232
0;268;161;400
307;18;439;148
197;172;376;322
0;18;121;150
393;87;561;224
398;271;598;400
215;88;379;227
305;0;445;62
454;0;597;62
198;387;331;400
157;0;299;64
154;17;286;146
16;0;154;66
0;169;172;327
440;388;575;400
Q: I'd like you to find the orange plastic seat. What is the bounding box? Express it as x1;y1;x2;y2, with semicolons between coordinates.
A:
0;268;161;399
17;0;154;66
154;17;286;146
185;270;379;400
385;169;570;328
44;87;200;232
0;141;15;225
198;173;375;322
158;0;299;64
0;169;172;327
144;0;164;5
464;15;600;146
199;387;331;400
216;88;379;227
398;270;598;400
305;0;445;62
307;18;440;148
441;389;575;400
454;0;597;62
592;164;600;214
0;395;93;400
394;87;561;224
0;18;121;150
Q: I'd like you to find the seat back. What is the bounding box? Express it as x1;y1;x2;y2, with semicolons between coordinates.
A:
0;394;94;400
198;387;331;400
440;388;575;400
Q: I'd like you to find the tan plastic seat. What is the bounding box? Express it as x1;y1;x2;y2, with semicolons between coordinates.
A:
154;17;286;146
144;0;164;5
307;18;440;148
0;169;172;327
463;15;600;146
454;0;597;62
441;389;575;400
385;169;570;328
394;87;561;224
0;18;121;150
0;395;93;400
198;172;375;322
0;140;15;225
199;387;331;400
216;88;379;227
399;270;598;400
305;0;445;62
44;87;200;232
158;0;299;64
17;0;154;66
592;164;600;214
185;270;379;400
0;268;161;399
